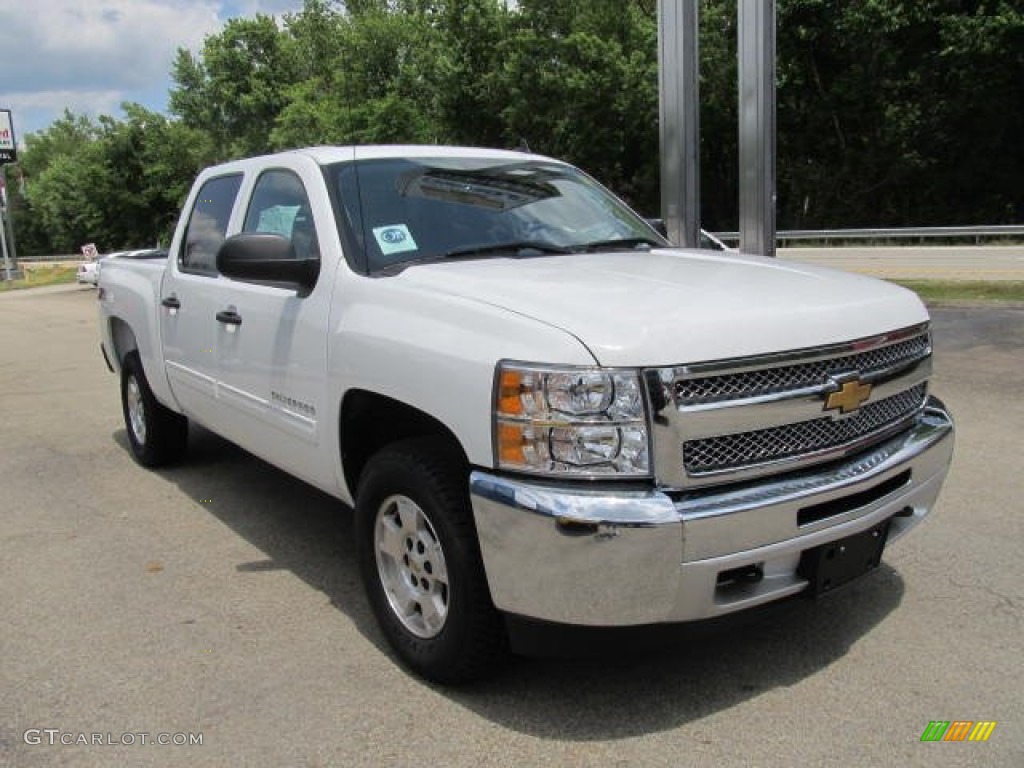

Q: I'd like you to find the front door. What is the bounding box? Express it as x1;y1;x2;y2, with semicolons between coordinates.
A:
205;165;335;488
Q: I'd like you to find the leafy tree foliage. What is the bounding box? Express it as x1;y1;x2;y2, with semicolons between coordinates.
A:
773;0;1024;228
9;0;1022;254
170;15;296;159
13;107;213;253
271;3;443;147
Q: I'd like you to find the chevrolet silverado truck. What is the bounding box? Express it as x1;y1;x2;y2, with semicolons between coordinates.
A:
98;146;955;683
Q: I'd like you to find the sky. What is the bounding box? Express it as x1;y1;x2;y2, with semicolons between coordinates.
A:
0;0;305;142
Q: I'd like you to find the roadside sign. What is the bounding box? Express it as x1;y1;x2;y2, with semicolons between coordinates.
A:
0;110;16;164
81;243;99;260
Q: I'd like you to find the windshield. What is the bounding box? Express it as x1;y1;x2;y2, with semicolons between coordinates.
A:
326;156;667;273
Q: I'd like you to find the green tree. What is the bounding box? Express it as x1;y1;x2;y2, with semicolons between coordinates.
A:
14;106;213;254
775;0;1024;227
170;15;297;160
272;3;445;147
420;0;512;147
94;105;215;247
495;2;661;211
26;144;107;253
7;111;101;254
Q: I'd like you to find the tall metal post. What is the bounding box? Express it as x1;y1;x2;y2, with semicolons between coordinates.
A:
658;0;700;249
1;203;12;283
738;0;776;257
0;165;14;281
5;169;18;267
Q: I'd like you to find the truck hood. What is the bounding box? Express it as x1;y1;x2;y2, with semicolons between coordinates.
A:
395;249;929;366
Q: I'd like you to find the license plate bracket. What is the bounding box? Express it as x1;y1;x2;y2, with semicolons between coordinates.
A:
798;520;890;596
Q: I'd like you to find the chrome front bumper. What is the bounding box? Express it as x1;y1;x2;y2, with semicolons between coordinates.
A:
470;397;954;626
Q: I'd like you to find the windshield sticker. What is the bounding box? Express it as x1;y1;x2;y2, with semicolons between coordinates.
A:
372;224;418;255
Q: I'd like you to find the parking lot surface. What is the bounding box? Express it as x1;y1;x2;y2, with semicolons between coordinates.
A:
1;285;1021;767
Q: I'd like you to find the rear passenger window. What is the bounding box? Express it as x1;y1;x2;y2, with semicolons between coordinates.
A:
179;174;242;275
243;170;320;261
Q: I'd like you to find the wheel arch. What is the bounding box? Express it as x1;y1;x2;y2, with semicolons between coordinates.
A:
108;316;139;370
340;390;468;498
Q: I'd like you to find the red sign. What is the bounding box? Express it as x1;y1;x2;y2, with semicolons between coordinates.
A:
0;110;16;164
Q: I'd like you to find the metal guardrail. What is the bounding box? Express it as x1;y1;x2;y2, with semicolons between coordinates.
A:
715;225;1024;243
19;247;163;263
17;254;82;262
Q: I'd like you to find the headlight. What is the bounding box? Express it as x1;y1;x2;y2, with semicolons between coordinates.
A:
493;362;651;477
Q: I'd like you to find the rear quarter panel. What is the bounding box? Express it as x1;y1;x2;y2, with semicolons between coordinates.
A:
98;257;179;411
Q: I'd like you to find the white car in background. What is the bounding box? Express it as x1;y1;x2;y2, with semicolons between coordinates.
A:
76;259;102;285
78;251;125;286
80;249;165;286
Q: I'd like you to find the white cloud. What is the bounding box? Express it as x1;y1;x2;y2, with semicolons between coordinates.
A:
224;0;306;18
0;0;221;94
0;0;303;137
2;88;125;118
1;89;125;141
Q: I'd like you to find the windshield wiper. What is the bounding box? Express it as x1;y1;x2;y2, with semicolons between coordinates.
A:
577;237;663;252
377;240;572;275
439;240;573;259
380;238;654;276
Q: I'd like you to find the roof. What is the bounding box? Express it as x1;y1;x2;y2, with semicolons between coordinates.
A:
208;145;561;173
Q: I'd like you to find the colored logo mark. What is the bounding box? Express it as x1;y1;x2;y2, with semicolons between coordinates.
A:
380;228;407;244
823;374;873;415
920;721;996;742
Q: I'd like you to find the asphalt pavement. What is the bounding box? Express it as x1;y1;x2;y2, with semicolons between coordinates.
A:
1;285;1021;767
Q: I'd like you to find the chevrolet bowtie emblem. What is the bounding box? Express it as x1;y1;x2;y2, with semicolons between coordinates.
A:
824;375;873;415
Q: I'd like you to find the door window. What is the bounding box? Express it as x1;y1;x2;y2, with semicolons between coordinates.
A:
179;174;242;275
243;169;320;261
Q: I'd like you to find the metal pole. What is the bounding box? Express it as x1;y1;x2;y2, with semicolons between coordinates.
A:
4;168;18;267
658;0;700;249
738;0;776;257
1;202;12;283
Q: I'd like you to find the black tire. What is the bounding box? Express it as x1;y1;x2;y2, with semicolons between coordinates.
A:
355;438;508;684
120;351;188;467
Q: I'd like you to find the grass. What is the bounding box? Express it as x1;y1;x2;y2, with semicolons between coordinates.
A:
0;264;79;292
891;280;1024;305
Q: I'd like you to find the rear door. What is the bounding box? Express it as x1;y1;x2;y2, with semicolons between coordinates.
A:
161;173;242;428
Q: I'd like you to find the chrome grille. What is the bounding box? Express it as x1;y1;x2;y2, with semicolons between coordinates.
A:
682;384;927;475
676;333;929;404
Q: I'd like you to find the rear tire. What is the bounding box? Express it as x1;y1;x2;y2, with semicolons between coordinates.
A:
355;438;507;684
120;351;188;467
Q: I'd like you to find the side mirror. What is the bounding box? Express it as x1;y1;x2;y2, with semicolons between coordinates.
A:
216;233;320;292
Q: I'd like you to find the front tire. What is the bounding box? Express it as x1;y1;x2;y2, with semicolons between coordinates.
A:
120;351;188;467
355;438;507;683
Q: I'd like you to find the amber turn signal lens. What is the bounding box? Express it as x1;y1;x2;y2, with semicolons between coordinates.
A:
497;422;526;464
498;370;524;415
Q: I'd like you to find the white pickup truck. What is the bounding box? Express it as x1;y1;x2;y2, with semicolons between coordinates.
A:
98;145;954;682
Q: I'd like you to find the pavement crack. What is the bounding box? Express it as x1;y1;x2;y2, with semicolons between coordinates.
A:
944;575;1022;626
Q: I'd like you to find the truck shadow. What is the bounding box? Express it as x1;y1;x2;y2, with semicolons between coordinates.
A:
117;423;904;740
